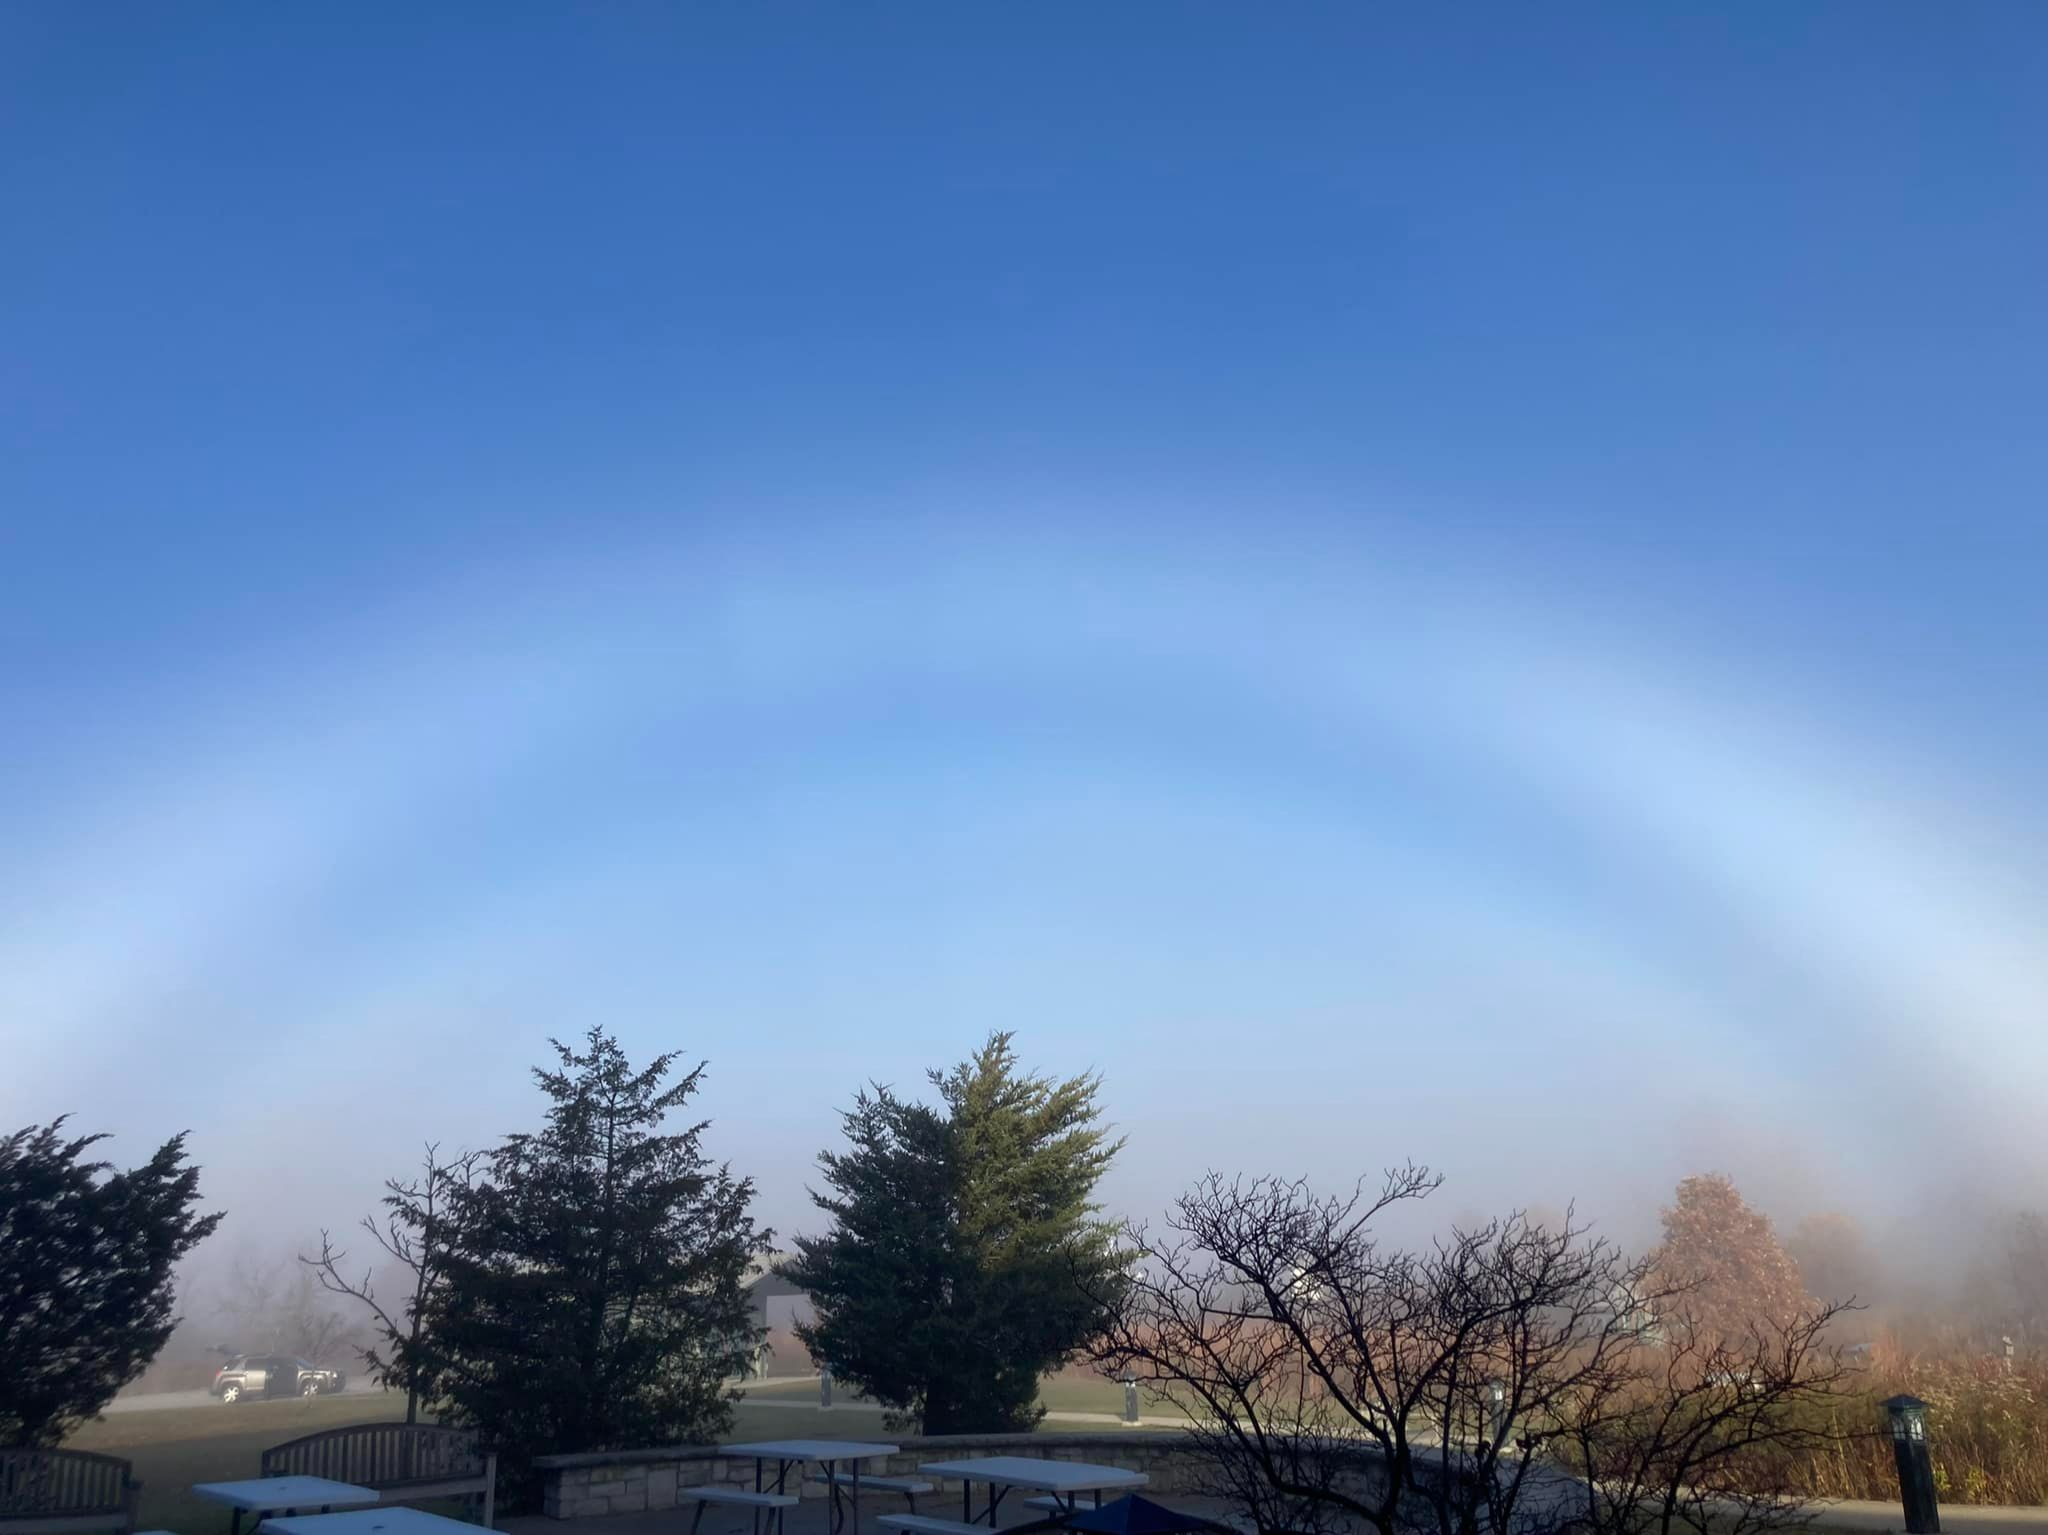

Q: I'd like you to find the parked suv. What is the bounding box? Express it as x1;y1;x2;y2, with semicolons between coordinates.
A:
210;1354;347;1403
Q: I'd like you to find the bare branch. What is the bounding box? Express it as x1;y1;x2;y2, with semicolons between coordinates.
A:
1091;1171;1855;1535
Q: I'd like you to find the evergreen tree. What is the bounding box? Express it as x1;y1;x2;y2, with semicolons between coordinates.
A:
788;1034;1123;1433
425;1031;762;1504
0;1121;224;1446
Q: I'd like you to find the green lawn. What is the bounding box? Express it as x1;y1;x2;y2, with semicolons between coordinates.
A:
69;1393;416;1535
69;1385;1186;1532
737;1374;1184;1421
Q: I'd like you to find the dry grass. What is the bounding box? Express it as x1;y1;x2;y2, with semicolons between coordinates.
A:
1787;1337;2048;1507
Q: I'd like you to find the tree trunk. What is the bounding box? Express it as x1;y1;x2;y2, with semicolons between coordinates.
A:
922;1382;963;1437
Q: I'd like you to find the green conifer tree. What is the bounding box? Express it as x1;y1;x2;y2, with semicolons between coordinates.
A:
426;1030;762;1504
788;1034;1123;1433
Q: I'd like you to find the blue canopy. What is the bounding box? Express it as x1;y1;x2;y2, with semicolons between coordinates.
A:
1058;1495;1220;1535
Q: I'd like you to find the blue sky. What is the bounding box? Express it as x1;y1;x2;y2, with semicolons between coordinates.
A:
4;5;2046;1265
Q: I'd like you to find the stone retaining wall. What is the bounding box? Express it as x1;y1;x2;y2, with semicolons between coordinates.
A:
535;1432;1211;1521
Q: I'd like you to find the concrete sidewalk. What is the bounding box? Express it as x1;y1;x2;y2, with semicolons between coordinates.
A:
510;1492;2048;1535
508;1493;1244;1535
1809;1501;2048;1533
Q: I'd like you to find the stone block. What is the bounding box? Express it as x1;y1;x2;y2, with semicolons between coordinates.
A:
647;1468;680;1510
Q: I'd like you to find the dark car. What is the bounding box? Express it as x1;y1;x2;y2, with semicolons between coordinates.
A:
210;1353;347;1403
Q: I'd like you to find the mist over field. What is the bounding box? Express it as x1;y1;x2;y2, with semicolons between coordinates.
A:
8;517;2046;1328
5;4;2046;1394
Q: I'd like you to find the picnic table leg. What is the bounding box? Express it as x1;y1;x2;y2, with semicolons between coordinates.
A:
753;1457;764;1535
851;1461;862;1535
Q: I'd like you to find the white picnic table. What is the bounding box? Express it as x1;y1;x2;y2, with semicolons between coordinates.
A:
192;1476;379;1535
913;1456;1149;1526
259;1509;477;1535
718;1440;901;1535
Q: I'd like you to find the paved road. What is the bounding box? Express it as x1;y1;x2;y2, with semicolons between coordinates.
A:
104;1380;383;1414
107;1371;801;1417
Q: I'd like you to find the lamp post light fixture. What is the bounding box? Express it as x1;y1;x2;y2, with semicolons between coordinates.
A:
1883;1395;1939;1534
1486;1380;1510;1445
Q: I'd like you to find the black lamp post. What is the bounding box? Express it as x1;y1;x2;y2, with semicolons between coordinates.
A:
1486;1380;1509;1446
1883;1394;1939;1534
1121;1373;1140;1424
820;1364;834;1410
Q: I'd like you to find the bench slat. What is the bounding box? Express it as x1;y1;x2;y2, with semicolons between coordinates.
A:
680;1491;799;1509
877;1517;989;1535
805;1476;933;1494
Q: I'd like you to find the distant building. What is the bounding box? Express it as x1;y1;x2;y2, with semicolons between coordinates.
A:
741;1252;815;1377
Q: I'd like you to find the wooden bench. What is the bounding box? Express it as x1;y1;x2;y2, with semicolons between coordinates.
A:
260;1425;495;1529
0;1450;139;1535
877;1516;991;1535
680;1487;800;1535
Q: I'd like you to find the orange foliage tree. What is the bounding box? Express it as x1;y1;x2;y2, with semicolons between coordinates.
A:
1651;1173;1812;1343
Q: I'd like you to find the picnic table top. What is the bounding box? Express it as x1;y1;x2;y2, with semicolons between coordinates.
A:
192;1478;380;1511
720;1441;902;1462
258;1509;478;1535
911;1457;1150;1494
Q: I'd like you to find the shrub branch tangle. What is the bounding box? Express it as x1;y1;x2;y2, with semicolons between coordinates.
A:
1091;1167;1855;1535
304;1142;483;1424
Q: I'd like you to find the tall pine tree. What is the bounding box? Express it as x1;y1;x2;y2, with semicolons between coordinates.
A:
788;1034;1123;1433
425;1031;762;1503
1;1122;223;1446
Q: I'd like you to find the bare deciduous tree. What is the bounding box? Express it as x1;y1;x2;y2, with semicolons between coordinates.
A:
1550;1303;1859;1535
1090;1167;1854;1535
303;1143;480;1422
214;1249;357;1363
